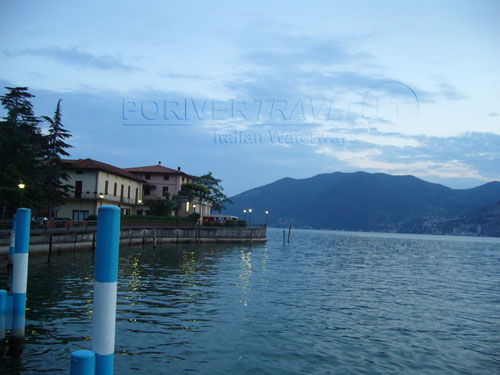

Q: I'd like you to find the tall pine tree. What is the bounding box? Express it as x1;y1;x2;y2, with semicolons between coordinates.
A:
0;87;46;217
41;99;73;218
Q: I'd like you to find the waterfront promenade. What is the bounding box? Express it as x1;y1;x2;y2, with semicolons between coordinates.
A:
0;221;266;255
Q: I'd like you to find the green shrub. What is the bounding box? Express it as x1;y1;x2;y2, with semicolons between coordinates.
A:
224;219;238;227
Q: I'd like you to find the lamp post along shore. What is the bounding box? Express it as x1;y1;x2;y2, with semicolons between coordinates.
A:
9;207;31;356
18;183;26;207
92;206;120;375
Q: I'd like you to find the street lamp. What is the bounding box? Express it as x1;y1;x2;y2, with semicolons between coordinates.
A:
265;210;269;226
99;193;104;207
18;182;26;207
243;209;247;222
249;208;252;227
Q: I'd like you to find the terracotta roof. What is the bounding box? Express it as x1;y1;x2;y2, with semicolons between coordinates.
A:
125;164;192;178
63;158;145;182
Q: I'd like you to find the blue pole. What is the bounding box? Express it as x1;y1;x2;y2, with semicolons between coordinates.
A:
71;350;96;375
92;206;120;375
9;208;31;356
0;289;6;353
8;214;16;269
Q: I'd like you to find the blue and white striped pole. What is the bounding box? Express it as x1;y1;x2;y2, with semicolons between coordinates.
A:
10;207;31;356
92;206;120;375
8;214;16;269
0;289;6;352
71;350;96;375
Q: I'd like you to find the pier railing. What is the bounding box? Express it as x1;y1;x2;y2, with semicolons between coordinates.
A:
0;219;266;235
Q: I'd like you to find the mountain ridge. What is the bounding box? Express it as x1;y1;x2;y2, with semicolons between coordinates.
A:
223;172;500;234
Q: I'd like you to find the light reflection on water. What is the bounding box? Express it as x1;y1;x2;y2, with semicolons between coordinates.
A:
0;228;499;374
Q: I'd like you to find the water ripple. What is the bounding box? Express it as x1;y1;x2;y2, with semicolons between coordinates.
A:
1;229;500;374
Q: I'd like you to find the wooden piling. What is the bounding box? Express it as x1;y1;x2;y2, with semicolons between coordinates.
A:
48;233;53;257
288;225;291;243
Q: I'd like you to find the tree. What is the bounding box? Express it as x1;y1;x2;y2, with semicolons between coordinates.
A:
41;99;73;218
194;172;232;212
145;192;180;216
179;182;210;200
0;87;46;217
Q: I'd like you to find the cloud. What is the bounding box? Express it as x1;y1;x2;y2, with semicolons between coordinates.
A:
158;72;213;80
4;47;140;72
316;146;488;181
313;132;500;182
488;112;498;117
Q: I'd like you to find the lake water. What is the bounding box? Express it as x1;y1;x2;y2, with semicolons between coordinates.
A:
1;228;499;374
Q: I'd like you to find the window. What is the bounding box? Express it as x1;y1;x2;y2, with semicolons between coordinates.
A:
105;180;109;194
127;186;131;199
163;174;169;180
163;186;169;196
113;183;117;196
75;181;82;198
120;184;124;199
186;201;190;213
145;174;151;179
144;187;150;196
72;210;89;222
135;187;138;203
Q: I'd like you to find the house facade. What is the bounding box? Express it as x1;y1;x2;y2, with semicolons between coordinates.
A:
57;158;144;220
125;162;212;218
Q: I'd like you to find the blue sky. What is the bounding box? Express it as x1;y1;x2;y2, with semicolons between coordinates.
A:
1;0;499;196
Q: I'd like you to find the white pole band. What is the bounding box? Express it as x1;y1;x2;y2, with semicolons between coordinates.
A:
13;253;29;294
92;281;117;356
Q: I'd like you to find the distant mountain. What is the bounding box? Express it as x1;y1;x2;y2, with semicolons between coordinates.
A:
223;172;500;234
400;201;500;237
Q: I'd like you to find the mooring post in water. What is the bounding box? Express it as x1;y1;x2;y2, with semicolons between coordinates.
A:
283;229;285;246
0;289;6;352
8;214;16;269
92;206;120;375
71;350;96;375
10;207;31;356
288;225;291;243
48;233;53;258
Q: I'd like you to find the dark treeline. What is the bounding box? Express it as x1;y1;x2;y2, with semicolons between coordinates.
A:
0;87;72;219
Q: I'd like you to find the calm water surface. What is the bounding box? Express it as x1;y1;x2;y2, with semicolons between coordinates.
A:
1;228;499;374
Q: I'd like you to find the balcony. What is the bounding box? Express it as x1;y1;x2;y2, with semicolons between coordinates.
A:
69;192;140;205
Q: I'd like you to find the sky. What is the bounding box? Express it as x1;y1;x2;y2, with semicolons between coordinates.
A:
1;0;499;196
